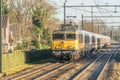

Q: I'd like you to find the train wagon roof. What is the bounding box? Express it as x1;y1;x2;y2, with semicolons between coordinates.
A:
76;30;110;38
53;29;110;39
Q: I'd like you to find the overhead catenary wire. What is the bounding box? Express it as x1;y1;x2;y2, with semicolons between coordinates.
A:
61;0;120;27
93;0;107;23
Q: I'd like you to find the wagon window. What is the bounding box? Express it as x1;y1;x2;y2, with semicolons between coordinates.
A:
53;33;64;40
85;35;89;43
79;34;83;43
97;38;100;44
92;36;95;44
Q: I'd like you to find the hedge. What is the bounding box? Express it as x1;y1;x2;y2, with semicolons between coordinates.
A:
2;49;52;74
25;49;52;63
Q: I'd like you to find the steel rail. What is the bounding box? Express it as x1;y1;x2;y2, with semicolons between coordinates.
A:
96;50;115;80
11;63;61;80
7;63;52;79
88;48;115;80
69;53;105;80
34;62;73;80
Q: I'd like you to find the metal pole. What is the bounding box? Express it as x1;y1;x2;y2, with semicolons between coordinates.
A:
64;1;67;28
102;28;104;35
0;0;2;72
110;26;113;39
91;7;94;32
64;2;66;27
98;25;99;34
81;14;84;30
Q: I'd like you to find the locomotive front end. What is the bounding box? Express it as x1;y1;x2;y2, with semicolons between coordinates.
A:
52;31;77;60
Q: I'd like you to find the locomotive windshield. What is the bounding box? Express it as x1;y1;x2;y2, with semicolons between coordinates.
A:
53;34;64;40
66;34;76;39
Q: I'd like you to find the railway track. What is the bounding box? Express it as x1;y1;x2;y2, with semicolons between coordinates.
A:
96;53;116;80
88;53;114;80
97;48;118;80
69;48;115;80
9;62;63;80
6;63;52;79
33;62;73;80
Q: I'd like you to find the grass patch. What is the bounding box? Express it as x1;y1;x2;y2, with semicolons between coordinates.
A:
117;63;120;80
2;49;53;75
4;58;55;75
4;64;34;75
2;52;26;73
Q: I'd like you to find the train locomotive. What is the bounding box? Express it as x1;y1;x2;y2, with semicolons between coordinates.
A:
51;24;110;61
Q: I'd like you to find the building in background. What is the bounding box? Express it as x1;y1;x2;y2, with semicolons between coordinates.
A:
2;15;22;52
9;23;21;46
2;15;10;52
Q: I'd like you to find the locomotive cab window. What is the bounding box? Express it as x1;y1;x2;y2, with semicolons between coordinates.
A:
53;33;64;40
66;34;76;39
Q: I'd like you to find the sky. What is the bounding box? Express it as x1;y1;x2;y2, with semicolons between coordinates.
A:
49;0;120;27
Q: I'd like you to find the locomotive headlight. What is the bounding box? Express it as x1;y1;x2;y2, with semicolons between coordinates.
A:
67;46;73;49
55;46;61;49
